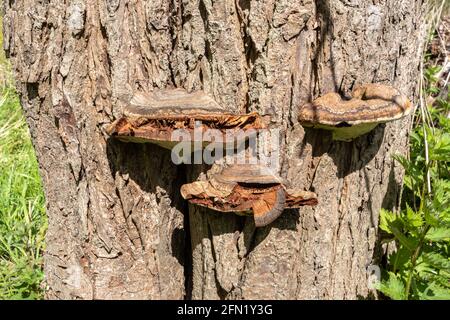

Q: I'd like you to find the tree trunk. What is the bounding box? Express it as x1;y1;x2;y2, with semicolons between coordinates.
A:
3;0;426;299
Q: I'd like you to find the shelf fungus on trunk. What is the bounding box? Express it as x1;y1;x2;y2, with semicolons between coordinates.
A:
106;88;267;149
297;83;413;141
180;164;318;227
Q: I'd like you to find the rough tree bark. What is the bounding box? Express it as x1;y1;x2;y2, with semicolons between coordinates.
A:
3;0;426;299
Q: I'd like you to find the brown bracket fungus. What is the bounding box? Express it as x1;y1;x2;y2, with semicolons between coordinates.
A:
180;164;318;227
297;83;413;141
107;88;267;149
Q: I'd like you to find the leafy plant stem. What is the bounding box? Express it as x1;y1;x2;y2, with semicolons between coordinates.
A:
404;224;431;299
419;62;432;195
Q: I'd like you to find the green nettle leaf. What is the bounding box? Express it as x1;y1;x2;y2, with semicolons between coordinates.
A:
432;179;450;215
415;259;436;278
426;227;450;242
424;207;442;227
388;247;412;271
420;282;450;300
389;225;418;252
422;272;450;289
380;209;397;233
404;204;424;230
402;176;414;192
377;272;406;300
394;154;425;196
393;154;409;168
429;133;450;161
422;252;450;271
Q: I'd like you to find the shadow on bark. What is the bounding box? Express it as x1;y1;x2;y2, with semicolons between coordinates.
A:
105;138;188;263
313;0;346;93
371;164;403;284
381;164;403;211
300;125;385;180
105;140;183;200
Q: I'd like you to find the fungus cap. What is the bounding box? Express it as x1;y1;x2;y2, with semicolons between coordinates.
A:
107;88;267;149
180;164;318;227
297;83;412;141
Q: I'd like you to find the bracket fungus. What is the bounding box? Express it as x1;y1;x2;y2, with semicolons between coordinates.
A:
297;83;412;141
107;88;267;149
180;164;318;227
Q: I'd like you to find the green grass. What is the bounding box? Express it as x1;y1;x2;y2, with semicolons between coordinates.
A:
0;25;47;298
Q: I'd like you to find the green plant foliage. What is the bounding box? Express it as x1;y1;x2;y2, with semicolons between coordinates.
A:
377;49;450;300
0;75;47;298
